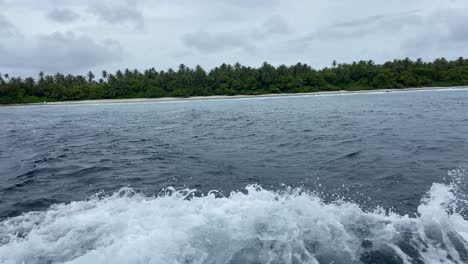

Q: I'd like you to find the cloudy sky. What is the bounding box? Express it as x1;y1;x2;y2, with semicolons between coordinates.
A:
0;0;467;77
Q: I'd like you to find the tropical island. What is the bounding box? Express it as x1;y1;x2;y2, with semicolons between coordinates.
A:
1;57;468;104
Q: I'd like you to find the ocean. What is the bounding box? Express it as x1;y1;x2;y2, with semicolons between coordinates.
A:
1;89;468;263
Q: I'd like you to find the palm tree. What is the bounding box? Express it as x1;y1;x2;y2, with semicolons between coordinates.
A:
87;71;95;83
102;70;108;80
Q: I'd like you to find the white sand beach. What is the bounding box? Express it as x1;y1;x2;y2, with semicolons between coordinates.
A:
3;86;468;106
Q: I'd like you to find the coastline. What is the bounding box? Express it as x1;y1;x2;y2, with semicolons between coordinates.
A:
2;86;468;106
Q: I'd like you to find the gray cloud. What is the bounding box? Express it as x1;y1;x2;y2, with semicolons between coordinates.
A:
447;23;468;42
226;0;279;8
400;9;468;58
0;14;17;35
332;11;421;29
444;11;468;42
0;32;122;72
1;0;468;76
332;15;386;28
183;16;290;53
89;1;144;29
48;8;80;23
183;32;245;52
303;11;424;41
254;16;291;38
410;9;468;43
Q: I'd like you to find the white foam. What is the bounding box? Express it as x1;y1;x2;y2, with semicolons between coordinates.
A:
0;180;467;264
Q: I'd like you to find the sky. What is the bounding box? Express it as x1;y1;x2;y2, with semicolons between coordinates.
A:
0;0;467;77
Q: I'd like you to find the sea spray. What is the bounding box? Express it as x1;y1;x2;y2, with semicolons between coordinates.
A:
0;174;468;264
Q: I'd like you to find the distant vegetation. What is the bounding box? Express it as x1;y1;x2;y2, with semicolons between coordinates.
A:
1;57;468;104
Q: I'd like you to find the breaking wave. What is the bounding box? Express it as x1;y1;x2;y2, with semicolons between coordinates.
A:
1;170;468;264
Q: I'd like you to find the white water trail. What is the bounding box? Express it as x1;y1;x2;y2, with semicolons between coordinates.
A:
0;171;467;264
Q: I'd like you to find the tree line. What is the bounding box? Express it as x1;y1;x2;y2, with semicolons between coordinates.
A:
1;57;468;104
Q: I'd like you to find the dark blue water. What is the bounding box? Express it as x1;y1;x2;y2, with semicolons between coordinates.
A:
1;89;468;263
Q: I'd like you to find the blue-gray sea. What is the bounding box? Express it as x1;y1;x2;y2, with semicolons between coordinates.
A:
1;89;468;263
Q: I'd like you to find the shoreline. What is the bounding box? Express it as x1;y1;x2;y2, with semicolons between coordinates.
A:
2;86;468;106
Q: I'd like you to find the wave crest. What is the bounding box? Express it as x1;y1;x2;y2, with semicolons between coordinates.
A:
1;177;468;264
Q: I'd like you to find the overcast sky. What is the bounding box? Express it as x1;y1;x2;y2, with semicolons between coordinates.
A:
1;0;467;77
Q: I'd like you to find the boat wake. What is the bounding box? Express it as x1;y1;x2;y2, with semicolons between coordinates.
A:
1;170;468;264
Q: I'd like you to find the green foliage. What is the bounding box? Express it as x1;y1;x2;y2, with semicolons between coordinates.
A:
1;57;468;104
145;87;166;98
372;69;396;88
443;66;468;85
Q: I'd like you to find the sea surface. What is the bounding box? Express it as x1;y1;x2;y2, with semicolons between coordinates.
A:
1;89;468;263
